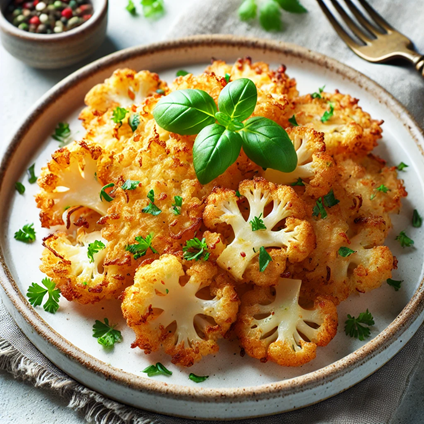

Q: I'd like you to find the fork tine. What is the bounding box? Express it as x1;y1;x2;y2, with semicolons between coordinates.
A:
357;0;394;32
343;0;382;37
330;0;373;43
317;0;362;49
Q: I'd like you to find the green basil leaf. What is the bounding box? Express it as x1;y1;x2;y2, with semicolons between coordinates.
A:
240;117;297;173
153;89;217;135
193;124;243;184
218;78;257;122
259;0;282;31
274;0;307;13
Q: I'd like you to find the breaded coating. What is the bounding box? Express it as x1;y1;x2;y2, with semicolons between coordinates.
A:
293;90;383;158
121;254;240;367
203;177;315;282
40;229;132;304
263;127;337;198
236;278;338;366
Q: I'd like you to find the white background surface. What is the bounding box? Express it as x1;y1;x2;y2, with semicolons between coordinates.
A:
1;0;424;422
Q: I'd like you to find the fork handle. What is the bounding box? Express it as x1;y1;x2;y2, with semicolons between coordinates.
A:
416;56;424;77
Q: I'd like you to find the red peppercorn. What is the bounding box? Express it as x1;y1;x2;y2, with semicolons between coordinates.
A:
61;8;73;19
82;14;91;21
29;16;40;25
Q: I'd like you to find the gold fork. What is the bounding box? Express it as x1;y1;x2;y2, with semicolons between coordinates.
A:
317;0;424;77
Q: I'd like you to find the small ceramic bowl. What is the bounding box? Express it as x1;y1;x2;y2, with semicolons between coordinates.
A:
0;0;108;69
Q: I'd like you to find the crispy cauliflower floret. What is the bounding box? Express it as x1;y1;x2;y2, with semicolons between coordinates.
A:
203;178;315;281
263;127;337;198
236;278;338;366
121;254;239;367
40;230;131;304
35;142;108;228
293;90;383;158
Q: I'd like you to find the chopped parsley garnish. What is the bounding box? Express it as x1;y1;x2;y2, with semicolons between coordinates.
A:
27;163;37;184
396;162;408;171
338;247;356;257
141;0;165;18
370;194;376;200
225;73;231;83
87;240;106;263
14;223;36;243
189;373;208;383
52;122;72;146
312;197;327;219
143;363;172;377
412;209;422;228
320;102;334;123
142;189;162;215
387;278;403;291
172;195;183;215
183;237;210;261
258;246;272;272
129;113;140;132
176;70;189;77
395;231;414;248
291;178;305;187
323;189;339;207
125;234;158;259
126;0;137;15
15;182;25;195
100;183;115;202
111;107;128;125
27;278;60;314
250;213;267;231
311;85;325;99
121;179;140;190
235;190;242;198
288;114;299;126
344;309;374;341
375;184;389;193
64;206;71;211
156;88;165;94
92;318;122;348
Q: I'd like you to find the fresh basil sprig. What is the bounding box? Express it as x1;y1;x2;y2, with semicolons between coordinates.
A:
153;78;297;184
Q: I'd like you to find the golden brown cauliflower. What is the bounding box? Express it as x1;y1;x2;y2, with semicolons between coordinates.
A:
203;177;315;282
263;127;337;198
121;254;240;367
40;229;132;304
236;278;338;367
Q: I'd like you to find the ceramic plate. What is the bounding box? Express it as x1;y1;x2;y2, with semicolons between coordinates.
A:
1;36;424;420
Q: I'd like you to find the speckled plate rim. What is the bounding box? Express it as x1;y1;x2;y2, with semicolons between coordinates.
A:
1;34;424;408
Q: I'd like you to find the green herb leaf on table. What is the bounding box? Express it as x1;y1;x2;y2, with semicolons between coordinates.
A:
15;182;25;195
183;237;210;261
125;234;158;260
412;209;422;228
87;240;106;263
238;0;257;21
274;0;307;13
395;231;414;248
312;197;327;219
338;247;356;257
176;70;189;77
311;85;325;99
321;102;334;123
27;163;37;184
143;363;172;377
111;107;128;125
121;179;140;190
27;278;60;314
142;189;162;215
141;0;165;18
189;373;209;383
93;318;122;348
126;0;137;15
396;162;408;171
291;178;305;187
323;189;339;207
259;0;282;31
172;196;183;215
52;122;72;146
14;223;36;243
344;309;374;341
129;113;140;132
387;278;403;291
100;183;115;202
259;246;272;272
288;115;299;126
250;213;267;231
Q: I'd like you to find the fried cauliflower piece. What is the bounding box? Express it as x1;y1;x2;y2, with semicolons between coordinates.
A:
293;90;383;158
40;229;131;304
203;177;315;282
121;254;239;367
263;127;337;198
35;142;108;228
236;278;338;366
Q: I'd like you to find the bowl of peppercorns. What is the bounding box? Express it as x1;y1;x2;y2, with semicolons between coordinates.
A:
0;0;108;68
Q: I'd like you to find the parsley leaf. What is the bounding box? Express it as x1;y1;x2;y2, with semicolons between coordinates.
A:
412;209;422;228
396;162;408;171
189;373;209;383
92;318;122;348
259;246;272;272
156;88;165;94
52;122;72;146
291;178;305;187
250;213;267;231
121;179;140;190
183;237;209;261
176;70;189;77
142;363;172;377
312;197;327;219
100;183;115;202
225;73;231;83
126;0;137;15
142;189;162;215
395;231;414;248
370;194;376;200
311;85;325;99
87;240;106;263
344;309;374;341
323;189;339;207
321;102;334;123
375;184;389;193
125;234;158;259
14;223;36;243
338;247;356;257
141;0;165;19
238;0;257;21
235;190;242;198
288;115;299;126
27;278;60;314
15;182;25;195
27;163;37;184
129;113;140;132
172;195;183;215
111;107;128;125
387;278;403;291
